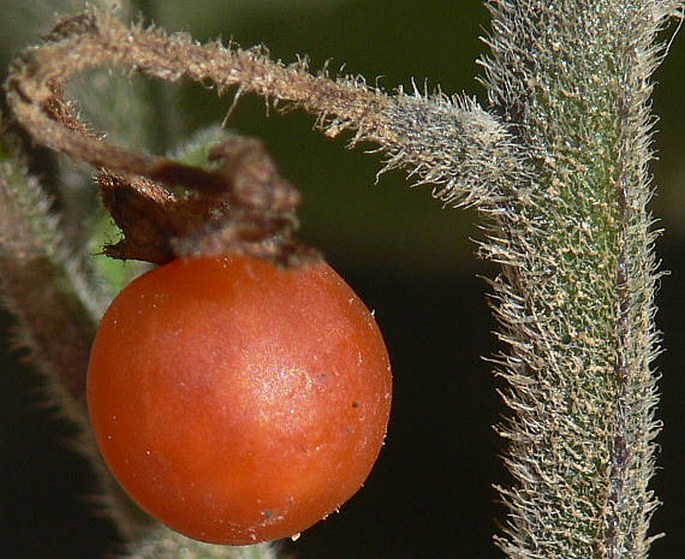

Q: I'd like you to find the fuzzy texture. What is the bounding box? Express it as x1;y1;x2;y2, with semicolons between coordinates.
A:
3;3;680;558
0;130;104;404
480;1;681;557
127;527;278;559
0;127;161;540
5;7;520;211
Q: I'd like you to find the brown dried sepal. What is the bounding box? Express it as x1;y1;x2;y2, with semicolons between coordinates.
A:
99;136;320;267
98;173;208;264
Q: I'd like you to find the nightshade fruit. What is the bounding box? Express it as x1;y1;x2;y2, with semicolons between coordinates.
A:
87;254;392;544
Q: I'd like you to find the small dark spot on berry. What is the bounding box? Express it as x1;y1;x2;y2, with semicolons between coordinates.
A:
351;401;360;408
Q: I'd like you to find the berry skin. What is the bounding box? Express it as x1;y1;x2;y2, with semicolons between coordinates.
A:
87;254;392;544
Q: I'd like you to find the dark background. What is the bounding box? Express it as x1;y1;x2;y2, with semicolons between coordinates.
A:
1;1;683;558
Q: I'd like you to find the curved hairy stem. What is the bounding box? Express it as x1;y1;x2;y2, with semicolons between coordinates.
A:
5;7;521;209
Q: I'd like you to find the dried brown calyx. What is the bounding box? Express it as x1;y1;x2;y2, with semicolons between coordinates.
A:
98;136;319;267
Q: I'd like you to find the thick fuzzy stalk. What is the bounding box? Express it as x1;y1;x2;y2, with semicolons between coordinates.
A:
480;1;679;557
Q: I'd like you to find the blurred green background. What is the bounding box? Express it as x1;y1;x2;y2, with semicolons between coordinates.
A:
1;1;683;558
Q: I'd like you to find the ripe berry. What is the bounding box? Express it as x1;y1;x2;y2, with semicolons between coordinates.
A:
87;254;392;544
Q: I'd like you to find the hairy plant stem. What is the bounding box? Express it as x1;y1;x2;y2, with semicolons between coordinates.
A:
0;128;102;407
2;2;680;558
0;124;159;544
127;527;279;559
5;7;521;210
481;2;679;557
